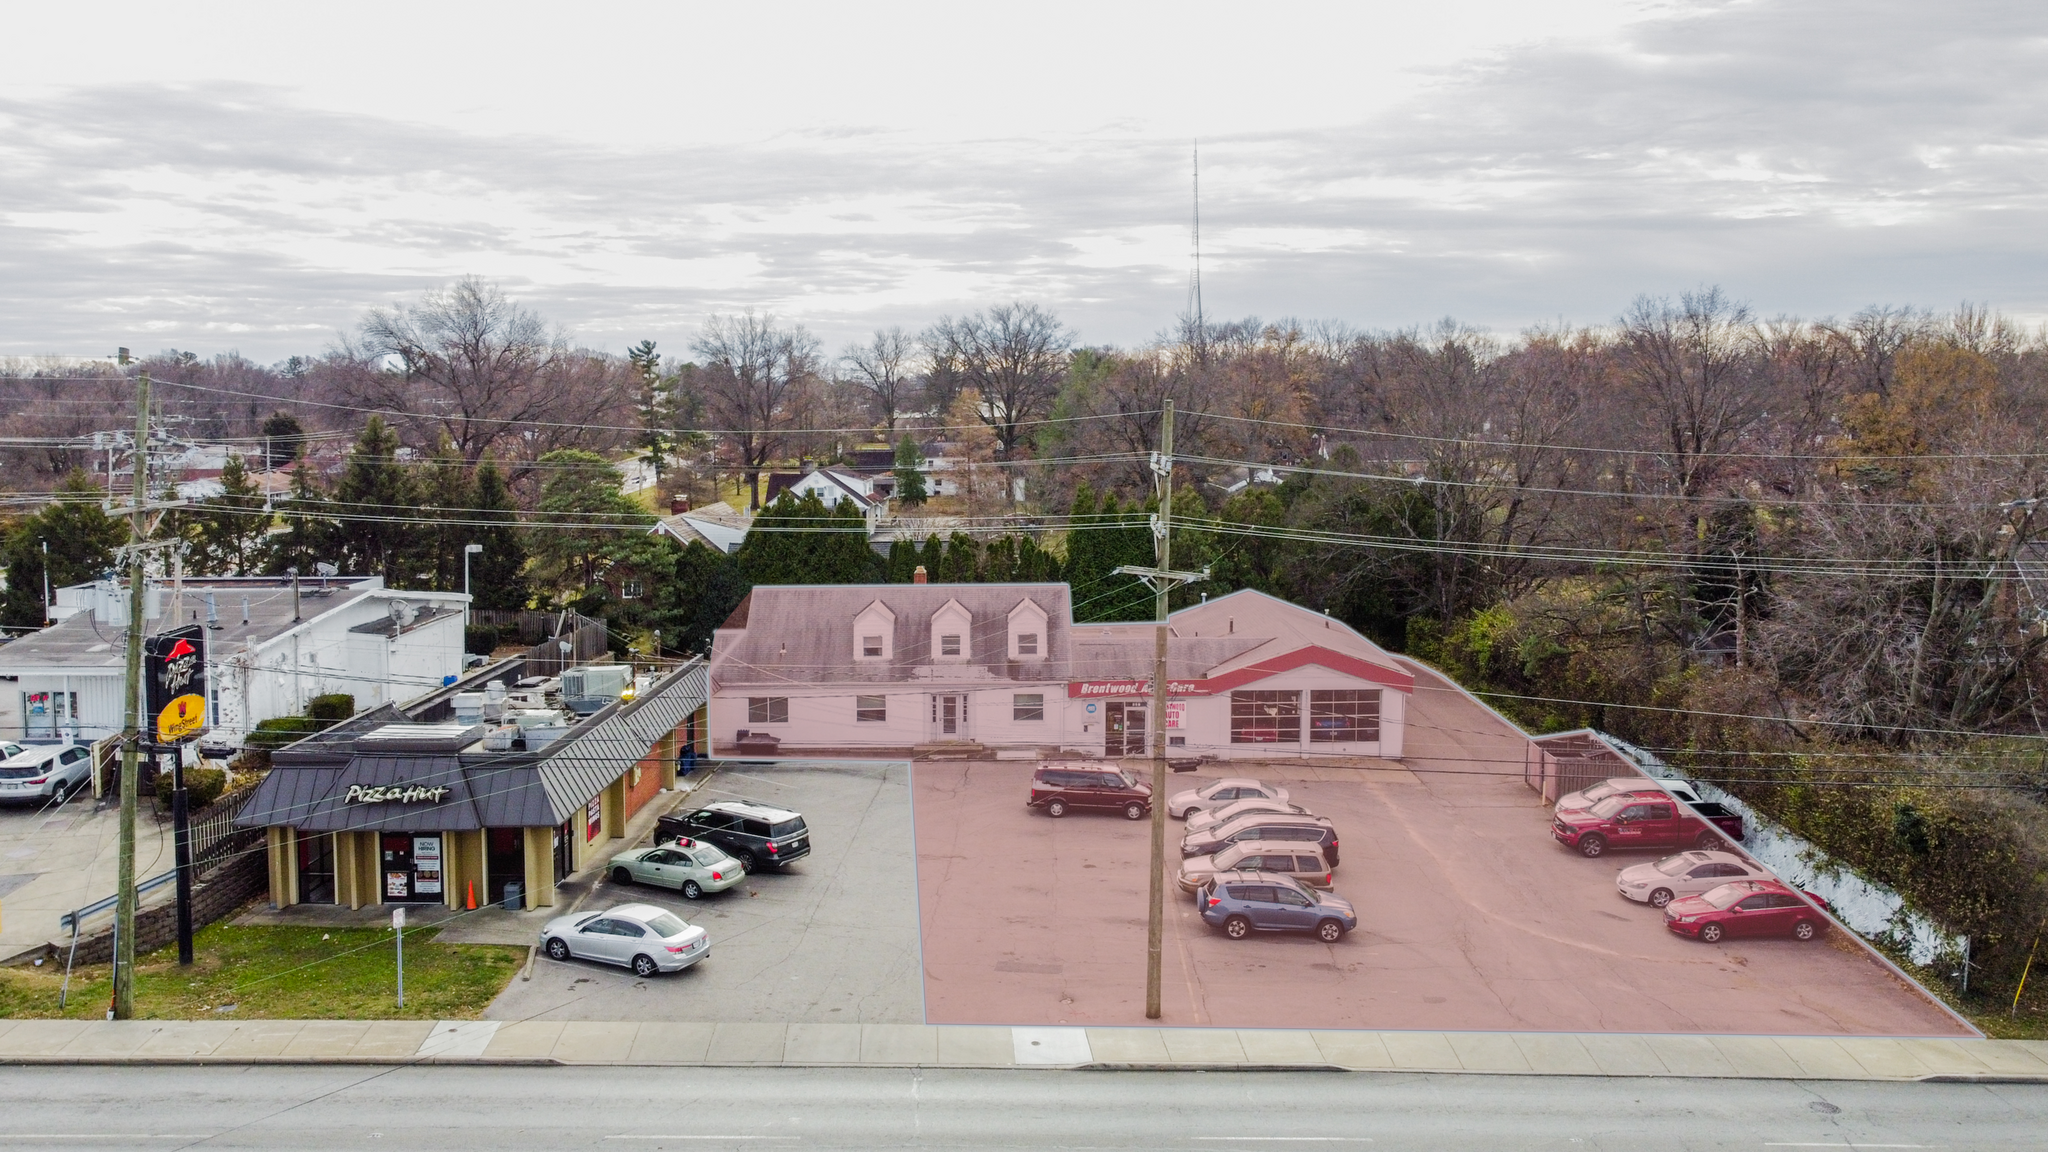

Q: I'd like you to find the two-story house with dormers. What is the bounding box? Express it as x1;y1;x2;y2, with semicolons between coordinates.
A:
707;578;1411;760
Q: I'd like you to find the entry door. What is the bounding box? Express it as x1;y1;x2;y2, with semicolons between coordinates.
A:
931;694;967;739
1106;702;1147;756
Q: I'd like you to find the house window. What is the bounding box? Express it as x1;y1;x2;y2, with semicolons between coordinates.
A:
1309;689;1381;742
1230;690;1301;744
861;635;884;658
620;580;643;600
1013;693;1044;722
856;695;887;722
940;634;962;656
1016;633;1039;656
747;697;789;724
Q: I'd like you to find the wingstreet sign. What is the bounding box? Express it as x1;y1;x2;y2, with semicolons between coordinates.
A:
145;625;207;744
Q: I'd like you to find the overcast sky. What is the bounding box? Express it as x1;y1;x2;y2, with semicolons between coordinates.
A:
1;0;2043;363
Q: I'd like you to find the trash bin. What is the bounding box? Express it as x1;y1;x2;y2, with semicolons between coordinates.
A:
502;881;524;911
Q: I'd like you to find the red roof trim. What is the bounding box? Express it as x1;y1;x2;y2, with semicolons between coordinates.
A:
1065;644;1414;698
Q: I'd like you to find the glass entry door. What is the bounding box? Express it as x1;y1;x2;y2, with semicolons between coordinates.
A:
1105;702;1147;756
380;833;445;903
930;694;968;739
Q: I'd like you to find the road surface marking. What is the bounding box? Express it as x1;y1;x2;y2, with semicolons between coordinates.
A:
1194;1140;1372;1144
1763;1144;1940;1149
605;1138;800;1142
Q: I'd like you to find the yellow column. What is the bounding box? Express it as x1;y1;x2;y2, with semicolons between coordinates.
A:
659;730;678;791
335;831;359;909
265;828;292;908
602;777;626;842
523;825;555;908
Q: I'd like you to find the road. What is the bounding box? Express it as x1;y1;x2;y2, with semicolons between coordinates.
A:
1;1065;2042;1151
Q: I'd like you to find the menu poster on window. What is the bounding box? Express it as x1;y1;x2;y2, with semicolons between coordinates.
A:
387;872;409;898
1166;701;1185;729
412;836;443;894
586;795;603;842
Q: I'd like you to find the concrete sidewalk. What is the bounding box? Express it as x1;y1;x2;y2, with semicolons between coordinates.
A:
2;1018;2043;1080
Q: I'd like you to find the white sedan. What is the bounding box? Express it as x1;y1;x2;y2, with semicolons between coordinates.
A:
1167;778;1291;820
540;903;709;977
1185;796;1314;836
1616;851;1774;908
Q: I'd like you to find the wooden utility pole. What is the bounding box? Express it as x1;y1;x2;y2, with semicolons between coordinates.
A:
113;367;150;1019
1114;399;1205;1020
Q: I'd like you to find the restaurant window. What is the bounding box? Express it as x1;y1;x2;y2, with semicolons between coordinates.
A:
1308;689;1381;742
1230;690;1301;744
861;635;884;658
748;697;789;724
940;634;962;657
296;832;336;904
856;695;887;722
1013;693;1045;721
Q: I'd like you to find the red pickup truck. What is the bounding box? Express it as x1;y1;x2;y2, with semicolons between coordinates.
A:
1552;794;1734;858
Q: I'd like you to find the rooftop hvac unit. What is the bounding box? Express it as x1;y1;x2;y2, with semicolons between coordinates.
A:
562;664;632;714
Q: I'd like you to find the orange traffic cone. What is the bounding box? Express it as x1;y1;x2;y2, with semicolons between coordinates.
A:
466;880;476;910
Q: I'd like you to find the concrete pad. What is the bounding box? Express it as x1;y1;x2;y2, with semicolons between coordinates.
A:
783;1023;862;1064
483;1021;565;1060
1643;1034;1740;1077
1890;1038;1998;1077
281;1021;372;1060
1159;1029;1249;1065
861;1024;939;1065
1381;1031;1460;1072
1953;1040;2048;1076
1080;1028;1167;1064
627;1021;717;1064
1706;1035;1808;1079
207;1021;306;1061
935;1026;1015;1067
708;1022;790;1063
1013;1026;1093;1065
1772;1037;1872;1079
1446;1032;1531;1073
550;1021;639;1064
412;1021;494;1058
1236;1029;1328;1065
57;1022;157;1058
135;1023;238;1058
0;1019;20;1044
1509;1033;1602;1077
1309;1031;1395;1069
1577;1033;1670;1076
1834;1038;1938;1079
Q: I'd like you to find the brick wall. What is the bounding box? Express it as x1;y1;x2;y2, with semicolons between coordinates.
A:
64;851;268;967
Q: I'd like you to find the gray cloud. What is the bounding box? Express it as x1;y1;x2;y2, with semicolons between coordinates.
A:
1;0;2044;362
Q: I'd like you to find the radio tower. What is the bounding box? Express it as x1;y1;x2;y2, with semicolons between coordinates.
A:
1187;140;1206;362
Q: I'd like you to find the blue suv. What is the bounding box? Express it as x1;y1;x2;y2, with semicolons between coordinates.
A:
1198;871;1357;942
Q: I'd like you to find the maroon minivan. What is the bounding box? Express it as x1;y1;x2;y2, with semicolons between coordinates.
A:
1028;764;1152;820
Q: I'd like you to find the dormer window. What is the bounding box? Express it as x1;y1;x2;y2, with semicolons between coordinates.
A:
854;600;896;661
862;635;884;658
1017;633;1038;656
940;634;962;656
1007;598;1049;661
929;598;972;664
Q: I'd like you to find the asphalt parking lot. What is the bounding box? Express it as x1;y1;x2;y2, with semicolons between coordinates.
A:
486;759;923;1024
911;668;1971;1036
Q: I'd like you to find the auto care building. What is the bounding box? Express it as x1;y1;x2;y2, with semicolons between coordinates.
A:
708;584;1411;760
235;659;708;911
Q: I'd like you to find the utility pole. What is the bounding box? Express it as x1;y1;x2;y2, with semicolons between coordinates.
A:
113;362;150;1020
1114;399;1206;1020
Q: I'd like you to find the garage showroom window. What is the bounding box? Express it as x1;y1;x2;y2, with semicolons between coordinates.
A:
1013;693;1045;721
856;695;887;722
1309;689;1381;742
1230;690;1300;743
748;697;789;724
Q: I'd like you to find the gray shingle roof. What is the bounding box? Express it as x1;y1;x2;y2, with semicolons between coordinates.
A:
714;584;1074;686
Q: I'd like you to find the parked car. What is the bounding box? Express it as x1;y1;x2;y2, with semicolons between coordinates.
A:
1166;778;1291;819
1555;776;1703;816
1184;796;1315;836
1027;764;1152;820
1181;812;1339;866
656;800;811;872
1197;872;1357;942
1664;881;1832;944
1615;850;1774;908
539;903;710;977
1551;794;1724;858
608;840;746;900
1178;840;1333;893
0;744;90;807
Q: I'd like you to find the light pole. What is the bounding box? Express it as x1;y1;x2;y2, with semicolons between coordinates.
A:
463;543;483;625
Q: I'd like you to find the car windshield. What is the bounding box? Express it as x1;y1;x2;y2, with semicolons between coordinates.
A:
1116;771;1141;789
646;913;689;937
1581;782;1620;802
1701;885;1751;909
1655;854;1696;875
1589;795;1631;818
769;819;805;837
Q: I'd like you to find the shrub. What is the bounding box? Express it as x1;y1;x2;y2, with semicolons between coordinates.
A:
246;716;318;749
183;766;227;809
465;624;500;656
306;694;355;725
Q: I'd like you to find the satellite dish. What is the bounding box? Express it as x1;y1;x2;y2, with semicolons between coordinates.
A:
315;561;339;577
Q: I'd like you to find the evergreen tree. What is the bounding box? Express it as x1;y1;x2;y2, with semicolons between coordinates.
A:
885;537;921;582
1067;483;1153;622
0;472;126;629
917;534;945;579
330;416;422;585
629;340;677;481
1015;535;1063;582
981;534;1018;583
263;464;338;575
669;540;751;655
467;455;529;610
738;490;883;585
530;449;651;594
414;433;477;592
259;411;306;470
185;454;270;575
892;435;928;506
937;532;980;583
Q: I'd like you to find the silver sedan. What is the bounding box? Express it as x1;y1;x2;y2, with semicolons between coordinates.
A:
540;903;710;977
1166;778;1290;820
1617;851;1773;908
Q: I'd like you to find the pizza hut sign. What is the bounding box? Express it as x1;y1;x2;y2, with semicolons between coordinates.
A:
345;784;452;805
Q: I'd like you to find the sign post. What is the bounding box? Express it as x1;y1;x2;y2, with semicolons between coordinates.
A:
145;625;207;965
393;905;406;1008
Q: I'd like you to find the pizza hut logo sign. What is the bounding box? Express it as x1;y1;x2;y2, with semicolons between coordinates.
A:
146;626;208;744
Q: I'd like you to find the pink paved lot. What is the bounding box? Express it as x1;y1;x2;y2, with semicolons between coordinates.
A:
912;666;1972;1036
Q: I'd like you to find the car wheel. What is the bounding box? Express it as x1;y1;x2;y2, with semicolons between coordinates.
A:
1223;915;1251;940
1698;923;1724;944
1123;802;1146;821
1792;919;1817;941
1179;806;1199;820
1578;834;1607;858
545;937;570;961
611;867;633;885
1649;888;1674;908
1045;799;1068;818
1316;919;1346;943
1695;831;1721;849
734;850;756;872
631;954;659;978
682;880;703;900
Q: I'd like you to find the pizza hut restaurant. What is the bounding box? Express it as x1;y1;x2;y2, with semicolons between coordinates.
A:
235;660;707;911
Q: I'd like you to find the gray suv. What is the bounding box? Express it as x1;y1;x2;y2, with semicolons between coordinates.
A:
0;743;87;806
1198;871;1357;942
1181;812;1339;866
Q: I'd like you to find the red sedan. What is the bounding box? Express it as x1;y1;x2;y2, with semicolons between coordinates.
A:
1664;880;1831;944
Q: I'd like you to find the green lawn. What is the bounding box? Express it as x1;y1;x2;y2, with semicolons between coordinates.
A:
0;922;523;1020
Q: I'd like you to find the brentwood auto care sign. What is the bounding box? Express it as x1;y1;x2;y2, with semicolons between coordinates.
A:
146;626;207;744
1067;679;1210;698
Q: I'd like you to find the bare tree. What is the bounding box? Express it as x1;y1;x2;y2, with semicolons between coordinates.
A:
1617;287;1767;501
925;303;1073;462
692;312;821;509
840;327;915;437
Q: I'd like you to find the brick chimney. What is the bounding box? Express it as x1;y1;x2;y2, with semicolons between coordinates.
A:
670;494;691;514
913;565;928;585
